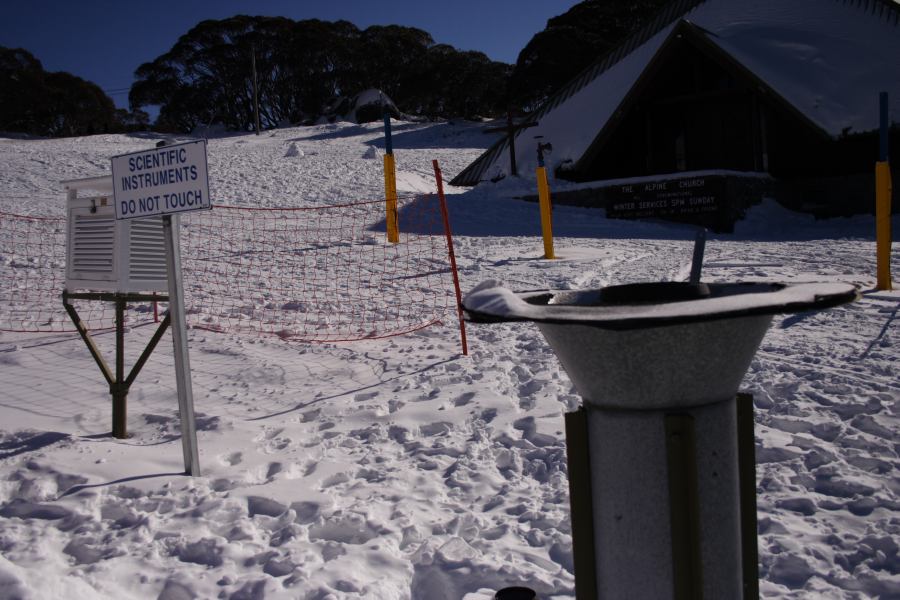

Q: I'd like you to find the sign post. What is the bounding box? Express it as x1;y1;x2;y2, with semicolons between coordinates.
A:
484;110;537;178
162;213;201;476
112;140;210;476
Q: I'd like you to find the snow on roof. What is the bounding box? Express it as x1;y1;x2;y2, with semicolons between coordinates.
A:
454;0;899;186
693;0;900;136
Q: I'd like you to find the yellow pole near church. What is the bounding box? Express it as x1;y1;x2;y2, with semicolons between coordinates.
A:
383;104;399;244
384;153;399;243
876;92;892;290
537;166;555;259
536;139;555;259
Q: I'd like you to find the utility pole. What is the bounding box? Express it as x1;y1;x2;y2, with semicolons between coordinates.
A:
484;109;537;178
251;43;261;135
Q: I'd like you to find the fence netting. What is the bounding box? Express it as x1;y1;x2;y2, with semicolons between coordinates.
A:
0;195;457;342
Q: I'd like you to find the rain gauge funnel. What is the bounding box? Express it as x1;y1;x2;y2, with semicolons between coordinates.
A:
464;280;856;600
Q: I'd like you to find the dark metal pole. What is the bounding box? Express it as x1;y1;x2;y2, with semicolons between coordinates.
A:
737;394;760;599
383;105;393;155
665;413;703;600
113;296;127;438
251;43;261;136
690;229;707;284
565;408;598;600
880;92;889;162
507;110;518;177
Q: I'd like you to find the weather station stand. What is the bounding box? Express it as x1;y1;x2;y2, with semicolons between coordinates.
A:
60;138;210;476
464;279;857;599
62;290;170;439
62;175;172;439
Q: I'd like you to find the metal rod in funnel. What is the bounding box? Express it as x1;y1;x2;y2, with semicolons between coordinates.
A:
690;229;707;284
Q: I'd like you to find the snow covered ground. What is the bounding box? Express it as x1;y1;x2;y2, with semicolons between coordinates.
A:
0;121;898;599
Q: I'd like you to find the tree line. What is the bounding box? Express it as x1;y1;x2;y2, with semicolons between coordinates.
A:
1;1;670;137
128;16;512;132
0;46;148;137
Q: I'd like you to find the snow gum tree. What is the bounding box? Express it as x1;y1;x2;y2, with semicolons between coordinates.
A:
0;46;132;137
129;16;512;132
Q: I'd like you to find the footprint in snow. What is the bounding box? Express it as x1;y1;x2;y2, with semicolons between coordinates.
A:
388;425;409;444
211;478;238;492
846;454;892;474
321;472;351;488
266;462;283;480
453;392;475;407
356;468;386;483
256;427;284;441
292;501;320;524
221;452;243;466
420;422;452;437
300;408;321;423
261;436;291;453
247;496;287;517
479;408;497;423
812;475;876;499
775;497;816;516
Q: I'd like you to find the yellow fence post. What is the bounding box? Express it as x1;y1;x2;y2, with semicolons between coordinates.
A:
536;166;555;259
876;160;892;290
384;153;399;244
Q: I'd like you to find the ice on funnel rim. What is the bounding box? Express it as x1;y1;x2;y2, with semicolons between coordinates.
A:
463;280;857;329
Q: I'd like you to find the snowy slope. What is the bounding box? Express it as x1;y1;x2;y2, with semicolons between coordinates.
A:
0;122;898;599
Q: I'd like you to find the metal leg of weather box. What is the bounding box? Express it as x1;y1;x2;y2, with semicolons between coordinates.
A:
665;413;703;600
63;291;171;440
115;309;171;438
736;393;760;600
63;292;115;389
564;408;598;600
113;296;127;438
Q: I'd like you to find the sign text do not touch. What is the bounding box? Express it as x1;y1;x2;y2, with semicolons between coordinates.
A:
111;140;211;220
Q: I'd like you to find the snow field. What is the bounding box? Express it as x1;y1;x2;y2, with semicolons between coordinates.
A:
0;121;898;599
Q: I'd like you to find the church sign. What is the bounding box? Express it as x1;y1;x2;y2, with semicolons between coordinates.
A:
606;175;729;230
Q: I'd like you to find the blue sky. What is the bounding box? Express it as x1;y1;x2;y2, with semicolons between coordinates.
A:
0;0;580;110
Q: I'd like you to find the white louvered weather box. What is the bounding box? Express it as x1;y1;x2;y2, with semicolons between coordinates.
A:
64;175;169;293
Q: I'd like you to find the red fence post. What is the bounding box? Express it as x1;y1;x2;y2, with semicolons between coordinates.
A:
432;160;468;356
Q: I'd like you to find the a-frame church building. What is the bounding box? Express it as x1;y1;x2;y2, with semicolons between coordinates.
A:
452;0;899;230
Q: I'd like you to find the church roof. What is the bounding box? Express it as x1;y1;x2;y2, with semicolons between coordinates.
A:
451;0;900;186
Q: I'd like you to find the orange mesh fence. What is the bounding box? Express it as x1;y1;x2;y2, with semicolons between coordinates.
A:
0;195;458;343
181;195;455;342
0;211;121;332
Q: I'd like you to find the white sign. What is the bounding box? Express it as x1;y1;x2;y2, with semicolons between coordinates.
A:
111;140;211;220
